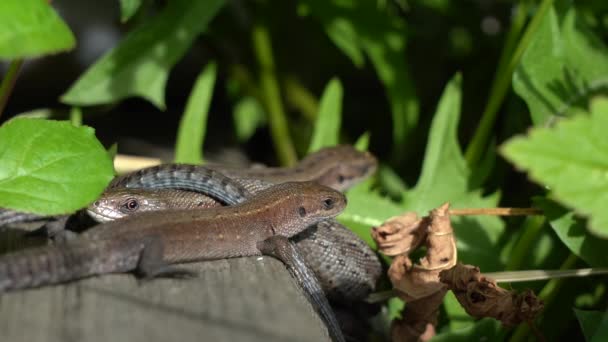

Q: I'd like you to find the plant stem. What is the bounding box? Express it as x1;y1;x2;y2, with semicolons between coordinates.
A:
0;59;24;118
283;76;318;122
508;253;578;342
505;216;546;271
252;23;297;166
449;207;542;216
465;0;553;167
70;107;82;126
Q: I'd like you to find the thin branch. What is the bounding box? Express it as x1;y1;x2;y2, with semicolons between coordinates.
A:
448;207;543;216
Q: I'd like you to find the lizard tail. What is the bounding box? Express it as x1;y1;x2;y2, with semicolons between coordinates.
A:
0;239;142;292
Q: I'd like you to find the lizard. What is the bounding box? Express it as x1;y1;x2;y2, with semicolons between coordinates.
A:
0;181;347;342
91;145;382;302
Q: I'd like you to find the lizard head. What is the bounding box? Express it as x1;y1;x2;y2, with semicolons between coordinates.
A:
87;188;161;222
257;181;347;237
87;188;220;222
302;145;378;192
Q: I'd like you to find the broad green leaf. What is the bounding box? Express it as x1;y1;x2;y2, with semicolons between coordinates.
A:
233;96;267;142
299;0;419;156
120;0;142;22
0;118;114;214
0;0;75;59
337;76;504;328
308;78;342;153
174;63;216;164
501;98;608;238
575;309;605;341
513;4;608;125
403;74;505;272
61;0;225;109
535;198;608;267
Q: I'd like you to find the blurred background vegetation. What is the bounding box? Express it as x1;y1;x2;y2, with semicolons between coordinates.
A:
2;0;608;341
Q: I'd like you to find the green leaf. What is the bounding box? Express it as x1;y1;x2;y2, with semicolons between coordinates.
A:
591;310;608;342
354;132;370;151
501;98;608;238
403;74;505;272
308;78;342;153
339;185;404;246
299;0;419;155
513;4;608;125
61;0;225;109
0;118;114;214
120;0;142;22
174;63;217;164
233;96;267;142
431;318;503;341
575;309;606;341
535;198;608;267
0;0;75;59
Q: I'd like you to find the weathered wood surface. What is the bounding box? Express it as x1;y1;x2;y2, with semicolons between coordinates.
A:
0;228;330;342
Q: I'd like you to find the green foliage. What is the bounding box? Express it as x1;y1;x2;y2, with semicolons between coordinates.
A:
403;74;504;272
308;78;343;152
535;198;608;267
120;0;142;22
502;98;608;238
233;97;267;143
0;118;114;214
174;63;217;164
61;0;225;109
3;0;608;340
300;0;419;155
575;309;607;341
0;0;75;59
432;318;503;341
513;3;608;124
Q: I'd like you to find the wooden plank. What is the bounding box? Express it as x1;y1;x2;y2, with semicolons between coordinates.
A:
0;229;331;342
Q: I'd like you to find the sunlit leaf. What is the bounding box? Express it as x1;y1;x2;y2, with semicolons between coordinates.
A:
403;74;505;272
0;118;114;214
308;78;342;153
174;63;216;164
61;0;225;109
0;0;75;59
513;4;608;124
502;98;608;238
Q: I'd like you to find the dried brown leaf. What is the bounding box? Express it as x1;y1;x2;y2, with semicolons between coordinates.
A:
439;263;544;326
371;212;426;256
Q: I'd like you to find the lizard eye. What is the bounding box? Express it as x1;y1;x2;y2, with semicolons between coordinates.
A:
323;198;335;210
337;175;345;184
298;206;307;217
123;198;139;211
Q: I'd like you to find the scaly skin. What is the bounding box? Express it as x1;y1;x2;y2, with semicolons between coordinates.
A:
92;145;382;302
0;182;347;342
